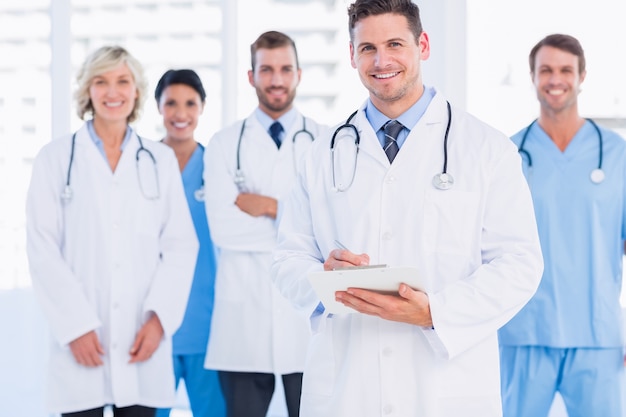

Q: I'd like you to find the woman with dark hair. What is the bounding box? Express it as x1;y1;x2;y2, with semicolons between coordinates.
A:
154;69;225;417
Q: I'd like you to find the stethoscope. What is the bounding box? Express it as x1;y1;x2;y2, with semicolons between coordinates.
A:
330;101;453;192
518;118;604;184
158;139;205;201
234;115;314;192
194;142;205;201
61;131;159;202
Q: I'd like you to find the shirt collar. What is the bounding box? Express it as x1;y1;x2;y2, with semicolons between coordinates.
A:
365;85;436;131
86;119;132;153
254;107;298;133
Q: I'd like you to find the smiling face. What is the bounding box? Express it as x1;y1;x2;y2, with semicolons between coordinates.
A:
248;45;301;119
532;45;585;117
350;13;430;117
88;62;138;125
157;83;204;144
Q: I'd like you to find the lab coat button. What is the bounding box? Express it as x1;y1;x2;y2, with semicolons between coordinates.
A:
382;347;392;356
383;404;393;414
113;223;119;230
386;176;396;184
113;302;119;309
382;232;392;240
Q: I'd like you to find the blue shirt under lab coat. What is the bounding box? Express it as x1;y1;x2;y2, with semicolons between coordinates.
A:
173;144;218;354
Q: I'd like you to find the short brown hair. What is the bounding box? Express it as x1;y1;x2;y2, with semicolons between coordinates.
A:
347;0;423;43
250;31;299;71
529;34;586;74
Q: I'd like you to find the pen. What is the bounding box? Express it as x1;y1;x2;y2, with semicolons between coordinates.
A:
333;240;387;270
334;239;349;251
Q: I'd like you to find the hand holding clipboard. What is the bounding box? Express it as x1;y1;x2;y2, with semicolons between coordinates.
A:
307;265;427;315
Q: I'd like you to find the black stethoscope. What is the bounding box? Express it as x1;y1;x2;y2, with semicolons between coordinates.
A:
234;115;314;192
61;131;159;202
329;101;453;192
518;118;605;184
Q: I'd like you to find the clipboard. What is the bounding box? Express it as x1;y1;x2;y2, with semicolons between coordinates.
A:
307;266;426;315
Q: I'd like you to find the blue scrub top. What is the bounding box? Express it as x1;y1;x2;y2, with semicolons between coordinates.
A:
172;143;218;355
499;120;626;348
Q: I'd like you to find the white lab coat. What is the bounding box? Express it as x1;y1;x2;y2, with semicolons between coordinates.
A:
203;111;328;373
26;124;198;413
271;92;543;417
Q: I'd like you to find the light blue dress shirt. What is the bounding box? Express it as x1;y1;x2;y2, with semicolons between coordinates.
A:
365;85;436;149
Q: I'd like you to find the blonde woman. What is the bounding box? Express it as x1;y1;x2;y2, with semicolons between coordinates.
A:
26;45;198;417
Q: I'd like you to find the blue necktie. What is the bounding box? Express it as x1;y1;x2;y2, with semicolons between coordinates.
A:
383;120;403;163
269;121;283;149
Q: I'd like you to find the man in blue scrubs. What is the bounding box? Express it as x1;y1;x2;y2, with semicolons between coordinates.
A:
499;34;626;417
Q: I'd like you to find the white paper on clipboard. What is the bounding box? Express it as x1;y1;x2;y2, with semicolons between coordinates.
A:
307;266;426;315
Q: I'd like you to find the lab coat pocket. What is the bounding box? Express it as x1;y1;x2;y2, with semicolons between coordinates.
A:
301;318;335;397
437;338;501;416
423;189;481;255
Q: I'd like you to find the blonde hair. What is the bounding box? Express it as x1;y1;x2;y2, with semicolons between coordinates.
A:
74;45;148;123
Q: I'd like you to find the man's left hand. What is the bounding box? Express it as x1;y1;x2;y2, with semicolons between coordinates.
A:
336;283;433;327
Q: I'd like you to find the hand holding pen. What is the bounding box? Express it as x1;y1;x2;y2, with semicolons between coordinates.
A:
323;240;370;271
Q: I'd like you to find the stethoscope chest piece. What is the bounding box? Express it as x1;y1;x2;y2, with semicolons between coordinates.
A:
590;168;605;184
233;169;247;192
61;185;73;202
433;172;454;190
194;187;205;202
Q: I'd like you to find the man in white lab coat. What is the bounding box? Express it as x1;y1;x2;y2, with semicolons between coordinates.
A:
203;31;328;417
271;1;544;416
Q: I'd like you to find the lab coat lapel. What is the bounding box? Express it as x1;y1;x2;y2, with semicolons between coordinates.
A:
281;111;301;153
74;124;139;178
397;92;449;166
352;103;390;168
352;97;449;168
239;115;281;194
74;124;114;176
246;114;280;152
113;130;141;178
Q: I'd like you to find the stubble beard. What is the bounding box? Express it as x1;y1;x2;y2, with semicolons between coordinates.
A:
258;87;296;114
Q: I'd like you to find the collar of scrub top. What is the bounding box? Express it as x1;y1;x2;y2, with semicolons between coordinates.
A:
366;85;436;149
254;106;298;146
86;119;132;159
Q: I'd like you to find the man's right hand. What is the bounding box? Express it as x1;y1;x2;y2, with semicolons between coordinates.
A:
324;247;370;271
69;330;105;367
235;193;278;219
